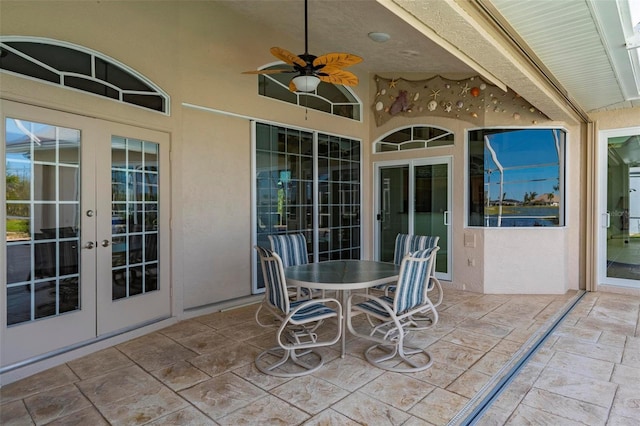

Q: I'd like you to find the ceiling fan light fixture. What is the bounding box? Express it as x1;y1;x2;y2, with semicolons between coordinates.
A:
292;75;321;92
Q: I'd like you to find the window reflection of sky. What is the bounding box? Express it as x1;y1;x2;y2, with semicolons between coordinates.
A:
5;118;80;162
484;129;562;202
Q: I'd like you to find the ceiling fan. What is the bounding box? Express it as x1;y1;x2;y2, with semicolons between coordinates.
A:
243;0;362;92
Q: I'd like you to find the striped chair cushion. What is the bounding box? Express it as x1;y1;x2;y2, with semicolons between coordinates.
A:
268;234;309;267
353;296;395;318
394;247;435;313
290;300;336;322
255;245;289;313
393;234;439;265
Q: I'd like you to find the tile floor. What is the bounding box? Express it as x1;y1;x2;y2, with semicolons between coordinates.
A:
1;288;639;425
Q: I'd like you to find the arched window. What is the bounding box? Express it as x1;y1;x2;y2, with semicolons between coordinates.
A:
374;125;454;153
258;64;361;121
0;37;169;114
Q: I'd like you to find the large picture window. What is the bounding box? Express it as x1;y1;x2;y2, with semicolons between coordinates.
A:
468;128;566;227
254;122;361;290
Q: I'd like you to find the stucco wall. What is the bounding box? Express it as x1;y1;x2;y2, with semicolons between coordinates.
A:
590;107;640;130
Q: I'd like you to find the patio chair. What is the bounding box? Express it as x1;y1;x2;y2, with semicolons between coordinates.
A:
254;245;342;377
386;233;443;307
346;247;439;372
256;233;313;325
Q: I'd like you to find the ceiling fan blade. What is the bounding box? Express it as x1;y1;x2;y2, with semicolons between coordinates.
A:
270;47;307;68
317;68;359;86
313;52;363;69
288;79;298;92
242;68;293;75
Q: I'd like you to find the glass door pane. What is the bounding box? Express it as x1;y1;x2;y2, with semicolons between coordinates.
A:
110;137;159;300
378;166;409;262
605;133;640;285
5;118;81;324
414;163;449;275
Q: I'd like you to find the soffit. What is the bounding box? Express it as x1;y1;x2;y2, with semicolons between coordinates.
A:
489;0;640;113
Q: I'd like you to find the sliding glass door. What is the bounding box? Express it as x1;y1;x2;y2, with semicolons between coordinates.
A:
375;157;452;280
599;127;640;288
253;122;361;291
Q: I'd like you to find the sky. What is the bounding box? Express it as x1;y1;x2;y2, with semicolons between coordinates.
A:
483;129;561;202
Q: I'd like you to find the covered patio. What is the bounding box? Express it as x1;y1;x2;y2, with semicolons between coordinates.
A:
2;2;640;424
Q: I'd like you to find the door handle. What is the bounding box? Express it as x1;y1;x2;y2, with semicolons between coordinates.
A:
604;212;610;228
101;239;111;247
444;211;450;226
84;241;95;249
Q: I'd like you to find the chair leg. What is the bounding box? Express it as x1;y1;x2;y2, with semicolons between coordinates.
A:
430;276;444;308
362;326;434;373
364;343;433;372
255;346;324;378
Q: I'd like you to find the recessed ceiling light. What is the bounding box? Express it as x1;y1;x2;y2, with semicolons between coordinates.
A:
368;32;391;43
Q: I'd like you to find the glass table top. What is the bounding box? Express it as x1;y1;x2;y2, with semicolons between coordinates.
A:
284;260;400;290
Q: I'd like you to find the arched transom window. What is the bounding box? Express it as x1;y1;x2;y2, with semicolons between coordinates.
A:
0;37;169;114
374;125;454;153
258;64;361;121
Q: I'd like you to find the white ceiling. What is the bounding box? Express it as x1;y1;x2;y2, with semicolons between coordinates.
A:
489;0;640;113
221;0;640;121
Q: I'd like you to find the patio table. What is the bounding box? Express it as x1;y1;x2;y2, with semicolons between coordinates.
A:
284;260;400;357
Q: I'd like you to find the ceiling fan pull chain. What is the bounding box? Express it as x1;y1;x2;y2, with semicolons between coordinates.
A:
304;92;309;120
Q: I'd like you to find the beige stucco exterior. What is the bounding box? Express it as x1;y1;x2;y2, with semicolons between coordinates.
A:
1;0;639;383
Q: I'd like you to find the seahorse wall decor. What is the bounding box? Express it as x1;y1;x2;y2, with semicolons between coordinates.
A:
389;90;411;115
372;75;549;127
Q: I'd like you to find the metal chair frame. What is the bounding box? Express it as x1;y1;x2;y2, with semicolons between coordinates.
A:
347;247;439;372
254;246;342;377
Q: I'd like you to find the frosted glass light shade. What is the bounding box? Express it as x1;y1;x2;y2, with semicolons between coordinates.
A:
292;75;321;92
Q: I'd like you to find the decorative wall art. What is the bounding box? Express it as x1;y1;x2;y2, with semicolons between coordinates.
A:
373;75;550;127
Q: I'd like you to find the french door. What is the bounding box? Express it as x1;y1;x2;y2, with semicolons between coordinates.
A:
2;100;170;368
375;157;452;280
598;127;640;289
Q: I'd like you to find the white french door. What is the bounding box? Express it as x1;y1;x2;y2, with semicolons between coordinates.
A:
374;156;452;280
2;100;171;369
598;127;640;289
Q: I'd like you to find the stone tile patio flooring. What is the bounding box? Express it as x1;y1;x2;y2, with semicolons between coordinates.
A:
1;288;639;425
